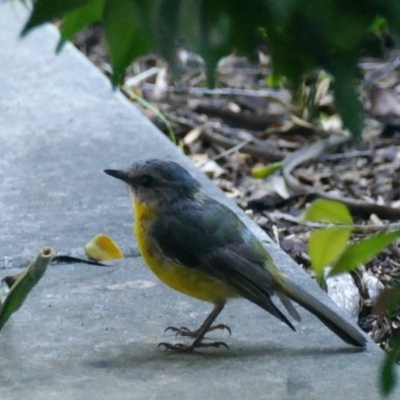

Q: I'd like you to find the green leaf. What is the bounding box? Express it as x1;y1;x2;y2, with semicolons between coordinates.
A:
265;73;286;88
156;0;181;79
370;16;389;34
252;162;283;178
331;231;400;276
380;334;400;397
331;64;363;137
308;227;351;277
22;0;91;36
302;199;352;225
0;248;54;331
103;0;153;85
197;0;269;87
57;0;104;53
381;355;397;397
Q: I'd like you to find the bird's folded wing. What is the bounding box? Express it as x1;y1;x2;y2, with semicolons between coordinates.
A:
203;244;297;330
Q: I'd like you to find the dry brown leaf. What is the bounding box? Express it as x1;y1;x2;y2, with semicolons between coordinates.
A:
369;86;400;118
183;127;203;146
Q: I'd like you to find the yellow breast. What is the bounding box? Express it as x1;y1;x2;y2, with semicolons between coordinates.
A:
133;199;234;304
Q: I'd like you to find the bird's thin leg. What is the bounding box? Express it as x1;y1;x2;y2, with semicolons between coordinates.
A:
165;323;231;337
159;303;229;352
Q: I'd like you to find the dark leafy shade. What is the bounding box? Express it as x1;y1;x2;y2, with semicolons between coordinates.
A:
21;0;92;36
57;0;104;53
155;0;181;79
197;0;269;86
103;0;153;85
331;66;363;136
380;336;400;396
20;0;400;135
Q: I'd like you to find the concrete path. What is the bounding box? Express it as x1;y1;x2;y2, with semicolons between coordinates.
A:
0;2;393;399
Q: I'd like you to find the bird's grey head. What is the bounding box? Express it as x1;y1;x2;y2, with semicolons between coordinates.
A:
104;159;202;207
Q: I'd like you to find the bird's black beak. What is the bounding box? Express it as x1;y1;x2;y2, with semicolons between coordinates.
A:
104;169;130;183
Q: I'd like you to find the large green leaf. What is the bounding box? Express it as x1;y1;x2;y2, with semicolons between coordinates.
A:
381;354;397;397
331;63;363;136
197;0;269;86
156;0;181;78
57;0;104;52
302;199;353;225
263;0;375;136
103;0;153;85
22;0;91;36
380;335;400;397
308;227;352;277
330;231;400;276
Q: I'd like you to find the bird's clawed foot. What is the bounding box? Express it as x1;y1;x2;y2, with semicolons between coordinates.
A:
164;323;231;337
158;340;229;352
160;304;228;352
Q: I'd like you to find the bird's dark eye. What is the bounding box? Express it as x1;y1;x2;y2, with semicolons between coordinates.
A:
140;174;154;188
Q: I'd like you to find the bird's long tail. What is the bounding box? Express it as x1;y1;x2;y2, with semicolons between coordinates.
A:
280;276;367;347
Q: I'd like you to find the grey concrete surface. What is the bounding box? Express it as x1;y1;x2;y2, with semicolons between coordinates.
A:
0;1;394;399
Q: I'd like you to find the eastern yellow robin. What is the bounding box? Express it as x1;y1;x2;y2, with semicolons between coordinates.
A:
104;159;366;351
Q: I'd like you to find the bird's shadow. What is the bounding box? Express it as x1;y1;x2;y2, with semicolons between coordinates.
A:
86;339;367;371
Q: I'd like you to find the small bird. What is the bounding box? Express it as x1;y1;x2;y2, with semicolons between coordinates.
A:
104;159;366;351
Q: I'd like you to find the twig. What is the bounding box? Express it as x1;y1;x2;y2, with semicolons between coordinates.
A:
266;211;400;233
203;129;285;161
125;67;160;87
194;104;286;131
142;83;288;104
318;150;372;162
282;135;350;193
282;135;400;220
361;57;400;85
165;113;286;161
211;138;252;161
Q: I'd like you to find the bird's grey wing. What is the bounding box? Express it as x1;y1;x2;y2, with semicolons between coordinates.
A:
203;243;297;330
149;198;245;268
150;199;298;329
